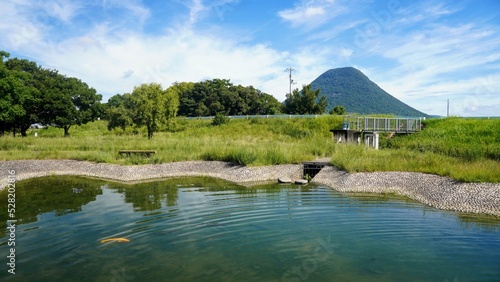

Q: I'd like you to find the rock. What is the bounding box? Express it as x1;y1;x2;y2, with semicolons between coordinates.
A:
295;179;308;185
278;177;292;183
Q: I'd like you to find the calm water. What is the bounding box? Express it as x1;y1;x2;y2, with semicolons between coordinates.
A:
1;176;500;282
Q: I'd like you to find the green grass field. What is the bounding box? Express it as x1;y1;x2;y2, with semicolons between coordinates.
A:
0;116;498;182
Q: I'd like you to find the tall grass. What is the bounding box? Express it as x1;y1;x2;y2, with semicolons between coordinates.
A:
0;116;498;182
330;144;500;182
0;116;341;166
383;117;500;161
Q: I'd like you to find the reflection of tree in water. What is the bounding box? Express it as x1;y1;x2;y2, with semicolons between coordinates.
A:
109;180;180;211
107;177;277;212
0;176;104;235
106;177;243;211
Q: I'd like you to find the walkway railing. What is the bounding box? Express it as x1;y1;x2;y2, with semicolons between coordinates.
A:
182;114;324;120
343;116;424;133
180;114;425;133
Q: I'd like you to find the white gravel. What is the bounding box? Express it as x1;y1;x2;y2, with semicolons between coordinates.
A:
1;160;498;216
0;160;302;185
312;166;500;216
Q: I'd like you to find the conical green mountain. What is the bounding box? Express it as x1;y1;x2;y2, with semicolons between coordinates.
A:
311;67;428;117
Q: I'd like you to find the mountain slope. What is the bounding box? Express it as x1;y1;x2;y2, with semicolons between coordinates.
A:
310;67;428;117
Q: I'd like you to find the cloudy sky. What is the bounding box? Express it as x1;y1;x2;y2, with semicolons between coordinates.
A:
1;0;499;116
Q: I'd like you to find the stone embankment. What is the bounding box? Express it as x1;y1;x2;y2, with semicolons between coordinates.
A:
0;160;302;186
0;160;499;216
312;166;500;216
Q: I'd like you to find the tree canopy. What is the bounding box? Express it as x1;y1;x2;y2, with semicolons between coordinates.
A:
106;83;179;139
283;84;328;115
0;52;102;136
178;79;282;116
330;105;346;115
41;74;102;136
3;51;319;140
0;54;41;136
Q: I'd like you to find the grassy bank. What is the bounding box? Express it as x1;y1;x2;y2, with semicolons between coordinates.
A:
331;117;499;182
0;116;342;166
0;116;498;182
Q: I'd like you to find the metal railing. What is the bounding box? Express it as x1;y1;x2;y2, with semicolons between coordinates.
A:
343;116;424;133
181;114;324;120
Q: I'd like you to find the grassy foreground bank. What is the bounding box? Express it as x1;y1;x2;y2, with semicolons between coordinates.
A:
0;116;498;182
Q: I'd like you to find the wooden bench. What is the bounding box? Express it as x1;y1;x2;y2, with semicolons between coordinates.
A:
118;150;157;157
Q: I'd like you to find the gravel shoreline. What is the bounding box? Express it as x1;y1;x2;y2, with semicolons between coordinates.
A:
1;160;499;216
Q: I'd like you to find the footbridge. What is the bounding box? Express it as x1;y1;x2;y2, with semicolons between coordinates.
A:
330;116;425;149
341;116;423;133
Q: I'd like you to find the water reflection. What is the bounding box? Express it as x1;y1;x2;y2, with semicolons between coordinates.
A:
457;213;500;230
108;180;179;211
1;176;499;230
0;176;103;237
1;176;499;232
0;176;499;281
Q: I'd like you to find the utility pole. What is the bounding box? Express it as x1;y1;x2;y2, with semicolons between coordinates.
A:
447;98;449;117
285;67;295;95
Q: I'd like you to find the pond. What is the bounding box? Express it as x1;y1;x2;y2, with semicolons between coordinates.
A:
1;176;500;281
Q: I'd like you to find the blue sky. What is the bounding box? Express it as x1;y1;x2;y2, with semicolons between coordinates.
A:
1;0;499;116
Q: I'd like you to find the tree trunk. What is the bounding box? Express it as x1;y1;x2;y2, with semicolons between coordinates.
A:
147;127;153;139
20;125;29;137
64;126;70;137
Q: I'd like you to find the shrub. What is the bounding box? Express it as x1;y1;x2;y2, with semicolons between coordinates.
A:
201;150;225;161
329;105;346;115
229;149;258;166
264;147;286;165
212;113;230;126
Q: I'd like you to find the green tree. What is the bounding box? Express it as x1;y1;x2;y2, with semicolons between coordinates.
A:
105;94;133;131
177;79;282;116
329;105;346;115
101;93;125;121
283;84;328;114
0;51;15;135
252;91;282;115
2;57;42;137
41;75;102;136
1;54;102;137
169;82;194;117
126;83;179;139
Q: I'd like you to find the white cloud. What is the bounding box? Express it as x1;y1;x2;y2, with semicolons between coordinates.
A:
32;27;305;101
356;18;500;116
184;0;240;26
387;26;498;77
98;0;150;23
278;0;347;29
1;0;499;117
44;0;81;23
391;2;463;28
0;0;338;102
0;0;47;49
307;19;367;43
187;0;205;25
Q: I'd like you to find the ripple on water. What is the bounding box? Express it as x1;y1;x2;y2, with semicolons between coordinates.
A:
1;178;500;282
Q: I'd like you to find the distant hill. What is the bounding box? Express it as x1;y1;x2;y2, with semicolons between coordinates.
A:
310;67;428;117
